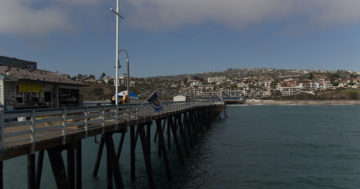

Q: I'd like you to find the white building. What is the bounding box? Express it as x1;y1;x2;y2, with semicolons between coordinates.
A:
263;81;272;89
173;95;187;102
279;87;301;96
207;76;226;83
189;80;202;87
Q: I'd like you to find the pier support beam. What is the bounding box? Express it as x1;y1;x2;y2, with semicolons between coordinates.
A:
156;119;172;180
93;135;104;177
130;126;136;181
106;139;113;189
27;154;36;189
76;141;82;189
48;148;71;188
190;110;198;142
167;120;171;150
155;119;166;158
104;133;124;189
177;114;190;157
146;123;151;159
116;132;126;161
185;112;194;148
35;151;44;189
139;124;155;188
0;161;3;189
67;145;75;189
168;117;184;164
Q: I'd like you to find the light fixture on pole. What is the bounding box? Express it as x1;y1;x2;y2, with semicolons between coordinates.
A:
118;49;130;104
110;0;124;105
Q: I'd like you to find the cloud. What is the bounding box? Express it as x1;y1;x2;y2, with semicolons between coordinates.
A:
2;0;360;36
123;0;360;31
0;0;104;36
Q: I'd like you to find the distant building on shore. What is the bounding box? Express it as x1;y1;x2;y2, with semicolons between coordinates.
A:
207;76;226;83
0;56;86;111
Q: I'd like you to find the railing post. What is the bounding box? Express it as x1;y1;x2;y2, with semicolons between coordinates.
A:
0;111;4;150
127;104;130;128
135;106;138;125
62;108;67;145
101;106;105;134
143;105;146;122
30;109;36;154
115;105;119;130
84;106;88;137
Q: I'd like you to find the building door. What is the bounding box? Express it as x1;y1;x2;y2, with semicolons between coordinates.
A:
44;92;51;107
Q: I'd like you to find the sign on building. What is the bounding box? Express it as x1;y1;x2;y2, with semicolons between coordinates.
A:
18;82;44;93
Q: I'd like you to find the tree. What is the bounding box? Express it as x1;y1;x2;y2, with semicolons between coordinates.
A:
107;79;114;86
308;72;315;80
89;75;96;80
99;72;106;80
76;74;87;81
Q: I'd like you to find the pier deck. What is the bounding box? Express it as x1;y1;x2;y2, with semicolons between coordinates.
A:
0;101;224;188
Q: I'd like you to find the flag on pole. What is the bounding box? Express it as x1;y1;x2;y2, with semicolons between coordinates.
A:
147;92;163;112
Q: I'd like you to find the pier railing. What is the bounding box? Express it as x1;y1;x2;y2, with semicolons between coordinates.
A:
0;101;222;153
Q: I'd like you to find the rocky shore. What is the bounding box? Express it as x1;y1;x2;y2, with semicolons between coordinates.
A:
245;99;360;105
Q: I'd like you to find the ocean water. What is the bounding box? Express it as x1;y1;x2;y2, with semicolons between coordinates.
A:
4;105;360;188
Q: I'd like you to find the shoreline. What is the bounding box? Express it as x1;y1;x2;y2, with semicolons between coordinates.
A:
245;100;360;105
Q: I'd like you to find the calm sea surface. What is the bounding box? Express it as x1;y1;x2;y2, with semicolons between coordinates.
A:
4;105;360;188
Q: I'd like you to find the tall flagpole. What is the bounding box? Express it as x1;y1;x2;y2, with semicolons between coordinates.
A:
115;0;119;105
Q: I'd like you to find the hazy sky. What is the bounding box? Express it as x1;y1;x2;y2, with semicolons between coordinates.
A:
1;0;360;77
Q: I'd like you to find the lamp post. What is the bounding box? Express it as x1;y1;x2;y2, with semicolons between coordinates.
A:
119;49;130;104
110;0;124;105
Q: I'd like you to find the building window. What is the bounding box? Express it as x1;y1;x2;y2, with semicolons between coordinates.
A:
59;88;80;107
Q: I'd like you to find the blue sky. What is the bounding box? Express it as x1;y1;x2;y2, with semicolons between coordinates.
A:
1;0;360;77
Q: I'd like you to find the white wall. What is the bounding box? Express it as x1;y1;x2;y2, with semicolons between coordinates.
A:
173;95;186;102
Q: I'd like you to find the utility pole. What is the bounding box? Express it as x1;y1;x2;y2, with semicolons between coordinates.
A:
115;0;119;105
111;0;124;105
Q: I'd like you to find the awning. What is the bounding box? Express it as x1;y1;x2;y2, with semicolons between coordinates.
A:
117;91;139;100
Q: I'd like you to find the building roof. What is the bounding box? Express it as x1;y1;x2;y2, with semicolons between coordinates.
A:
0;56;37;69
0;65;86;86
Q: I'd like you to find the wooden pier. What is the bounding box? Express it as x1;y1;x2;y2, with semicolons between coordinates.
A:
0;101;224;189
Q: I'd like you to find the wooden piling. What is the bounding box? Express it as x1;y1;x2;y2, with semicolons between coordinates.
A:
157;119;166;158
106;138;113;189
104;133;124;189
177;115;190;157
116;132;126;161
139;124;155;188
167;119;171;149
93;135;104;177
185;112;194;148
0;161;3;189
154;126;158;142
168;117;184;164
191;110;198;142
130;126;136;181
27;154;36;189
134;127;139;147
47;148;71;188
155;119;172;180
76;140;82;189
67;145;75;189
146;123;151;158
35;151;44;189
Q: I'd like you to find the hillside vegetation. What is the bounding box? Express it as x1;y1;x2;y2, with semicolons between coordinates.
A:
268;88;360;100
